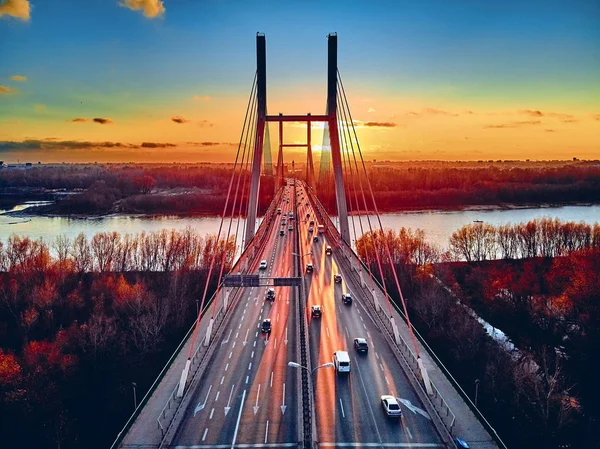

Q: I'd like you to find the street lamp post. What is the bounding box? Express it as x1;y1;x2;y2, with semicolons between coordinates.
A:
474;379;480;407
132;382;137;410
288;361;334;377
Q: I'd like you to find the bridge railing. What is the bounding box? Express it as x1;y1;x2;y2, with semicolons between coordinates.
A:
306;183;506;449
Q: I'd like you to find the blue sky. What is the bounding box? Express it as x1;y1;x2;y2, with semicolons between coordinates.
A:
1;0;599;162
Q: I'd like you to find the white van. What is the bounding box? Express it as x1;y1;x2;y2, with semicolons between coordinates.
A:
333;351;351;373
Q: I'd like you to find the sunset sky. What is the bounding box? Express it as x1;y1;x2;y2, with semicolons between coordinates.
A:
1;0;599;163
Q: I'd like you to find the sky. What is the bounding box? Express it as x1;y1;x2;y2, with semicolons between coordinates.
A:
0;0;599;163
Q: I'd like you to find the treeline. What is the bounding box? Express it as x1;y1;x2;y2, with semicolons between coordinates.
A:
315;160;600;213
449;218;600;261
0;230;235;449
0;164;275;216
355;227;600;447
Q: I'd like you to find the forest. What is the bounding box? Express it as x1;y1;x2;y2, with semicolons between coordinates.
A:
0;230;235;449
1;160;599;216
355;223;600;448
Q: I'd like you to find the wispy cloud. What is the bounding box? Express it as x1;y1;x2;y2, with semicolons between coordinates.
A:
520;109;543;117
171;116;190;124
93;117;113;125
545;129;556;132
406;108;459;117
519;109;575;122
193;95;211;102
0;140;137;152
0;0;30;21
363;121;397;128
0;85;14;95
197;119;213;128
484;120;542;129
10;75;27;82
367;108;376;113
70;118;88;123
118;0;165;18
141;142;176;148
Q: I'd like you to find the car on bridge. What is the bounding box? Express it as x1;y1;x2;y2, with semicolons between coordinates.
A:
313;236;319;242
259;260;268;270
288;225;293;231
381;395;402;417
266;288;275;301
325;245;332;255
333;350;351;373
342;293;352;304
311;305;322;317
280;229;285;236
309;220;315;226
306;263;313;273
277;208;282;214
308;226;314;233
354;338;368;353
334;273;342;283
261;318;272;333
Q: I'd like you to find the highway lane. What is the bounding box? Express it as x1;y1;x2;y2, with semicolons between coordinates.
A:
297;182;444;448
170;184;302;448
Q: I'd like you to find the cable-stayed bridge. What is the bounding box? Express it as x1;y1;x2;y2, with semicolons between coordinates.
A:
111;34;505;449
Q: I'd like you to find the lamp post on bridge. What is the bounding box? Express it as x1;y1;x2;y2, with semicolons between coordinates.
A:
288;361;334;387
132;382;137;410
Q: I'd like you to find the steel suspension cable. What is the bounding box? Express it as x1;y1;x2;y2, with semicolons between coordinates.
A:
187;73;257;359
338;71;421;357
336;88;375;279
336;71;393;316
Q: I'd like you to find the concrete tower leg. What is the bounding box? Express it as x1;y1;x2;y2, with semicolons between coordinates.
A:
245;33;267;248
327;34;350;244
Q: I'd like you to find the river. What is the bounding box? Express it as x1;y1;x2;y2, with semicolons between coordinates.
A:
1;202;598;251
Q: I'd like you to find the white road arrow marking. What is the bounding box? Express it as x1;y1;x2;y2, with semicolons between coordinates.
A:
243;329;249;346
253;384;261;414
284;326;288;345
281;382;287;415
194;385;212;416
398;398;431;420
224;384;235;416
221;330;232;345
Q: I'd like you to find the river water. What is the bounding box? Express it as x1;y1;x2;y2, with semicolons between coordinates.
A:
1;202;598;251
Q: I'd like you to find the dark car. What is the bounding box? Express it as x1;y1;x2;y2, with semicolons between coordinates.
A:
334;274;342;283
342;293;352;304
313;236;319;242
266;288;275;301
326;246;332;255
311;305;322;317
354;338;368;353
279;229;285;236
306;263;313;273
261;318;272;333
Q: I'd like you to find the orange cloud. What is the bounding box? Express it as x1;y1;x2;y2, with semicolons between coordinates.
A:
70;118;88;123
406;108;459;117
592;114;600;121
0;85;14;95
519;109;575;121
141;142;176;148
119;0;165;18
171;116;190;124
193;95;211;101
93;117;113;125
520;109;543;117
484;120;542;129
10;75;27;82
363;121;397;128
0;0;30;21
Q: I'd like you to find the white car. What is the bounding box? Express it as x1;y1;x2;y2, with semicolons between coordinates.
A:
259;260;268;270
381;395;402;417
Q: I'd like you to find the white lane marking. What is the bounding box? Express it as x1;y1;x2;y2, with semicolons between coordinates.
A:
215;391;220;402
274;338;277;350
232;342;236;348
367;331;372;339
230;389;246;449
281;383;287;414
385;376;390;386
246;375;249;384
363;323;367;329
224;384;235;416
221;376;225;385
202;428;208;441
209;407;214;420
235;332;239;339
248;362;252;370
360;315;364;322
229;352;233;359
225;363;229;371
326;327;330;338
264;420;269;443
339;398;345;418
254;340;257;347
270;371;274;388
379;363;384;372
255;331;259;337
251;351;255;358
375;352;380;360
243;329;249;346
284;326;288;345
238;323;242;329
194;385;212;415
406;426;413;440
254;384;261;414
345;327;350;338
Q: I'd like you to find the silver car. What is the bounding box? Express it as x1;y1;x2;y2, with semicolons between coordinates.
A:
381;395;402;417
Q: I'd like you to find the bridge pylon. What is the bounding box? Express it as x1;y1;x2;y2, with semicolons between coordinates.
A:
243;33;351;248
